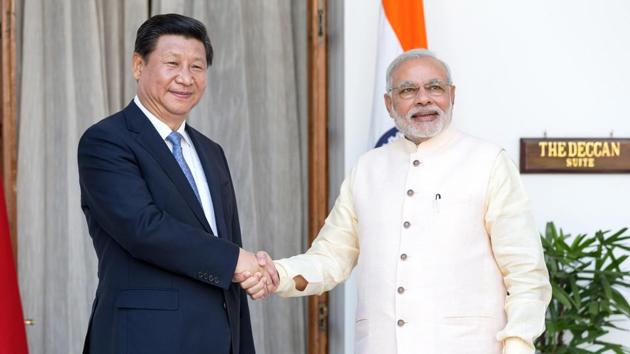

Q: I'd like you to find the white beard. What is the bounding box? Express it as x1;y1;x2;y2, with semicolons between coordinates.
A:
391;103;453;141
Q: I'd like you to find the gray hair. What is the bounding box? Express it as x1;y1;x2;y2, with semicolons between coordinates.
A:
385;49;453;92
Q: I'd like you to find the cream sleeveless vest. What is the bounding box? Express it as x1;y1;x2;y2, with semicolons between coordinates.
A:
351;128;505;354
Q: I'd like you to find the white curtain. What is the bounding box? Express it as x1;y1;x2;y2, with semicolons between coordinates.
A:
17;1;307;353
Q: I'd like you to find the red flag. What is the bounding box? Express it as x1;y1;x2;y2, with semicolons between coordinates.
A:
0;182;28;354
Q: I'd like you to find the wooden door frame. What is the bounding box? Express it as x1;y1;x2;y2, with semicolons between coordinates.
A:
1;0;17;264
307;0;329;353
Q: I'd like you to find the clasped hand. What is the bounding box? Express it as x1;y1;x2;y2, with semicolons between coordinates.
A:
232;249;279;300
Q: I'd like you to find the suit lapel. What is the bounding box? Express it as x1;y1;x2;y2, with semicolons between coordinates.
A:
186;127;229;240
123;102;213;234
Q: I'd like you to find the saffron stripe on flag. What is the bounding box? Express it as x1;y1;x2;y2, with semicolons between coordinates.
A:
383;0;428;51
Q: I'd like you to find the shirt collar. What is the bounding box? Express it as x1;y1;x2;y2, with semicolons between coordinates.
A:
134;96;191;146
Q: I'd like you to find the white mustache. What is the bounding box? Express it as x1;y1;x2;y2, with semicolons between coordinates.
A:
406;106;443;119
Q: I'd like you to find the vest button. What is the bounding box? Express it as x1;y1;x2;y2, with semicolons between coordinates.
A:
400;253;408;260
406;189;414;196
413;160;420;166
403;221;411;228
397;286;405;294
397;319;406;327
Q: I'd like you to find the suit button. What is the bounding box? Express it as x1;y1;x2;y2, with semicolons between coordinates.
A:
400;253;408;260
223;302;227;309
403;221;411;228
413;160;421;166
397;319;406;327
397;286;405;294
406;189;414;196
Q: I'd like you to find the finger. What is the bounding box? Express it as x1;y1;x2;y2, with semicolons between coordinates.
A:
268;266;280;287
240;275;262;290
244;272;262;285
258;258;279;288
255;252;277;284
250;287;267;300
232;271;251;283
245;277;266;295
265;282;275;294
259;273;274;294
256;251;267;266
247;283;265;297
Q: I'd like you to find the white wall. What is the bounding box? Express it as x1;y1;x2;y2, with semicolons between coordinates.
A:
337;0;630;352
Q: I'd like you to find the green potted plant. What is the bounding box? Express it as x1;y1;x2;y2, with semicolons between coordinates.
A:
536;222;630;353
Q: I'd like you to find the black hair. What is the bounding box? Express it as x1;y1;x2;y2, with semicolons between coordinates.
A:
134;13;213;65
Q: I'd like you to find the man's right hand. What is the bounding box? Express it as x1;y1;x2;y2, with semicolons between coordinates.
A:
234;248;263;275
233;248;269;299
233;249;283;300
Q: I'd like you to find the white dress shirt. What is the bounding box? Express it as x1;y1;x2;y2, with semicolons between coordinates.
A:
134;96;218;236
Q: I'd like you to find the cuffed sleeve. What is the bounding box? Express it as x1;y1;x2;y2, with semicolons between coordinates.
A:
503;337;535;354
274;171;360;297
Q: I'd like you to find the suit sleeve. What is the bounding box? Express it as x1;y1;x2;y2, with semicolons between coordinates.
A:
77;124;240;289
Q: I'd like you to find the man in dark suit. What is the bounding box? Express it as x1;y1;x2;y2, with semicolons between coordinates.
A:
78;14;272;354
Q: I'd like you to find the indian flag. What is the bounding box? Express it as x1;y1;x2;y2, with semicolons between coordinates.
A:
369;0;429;148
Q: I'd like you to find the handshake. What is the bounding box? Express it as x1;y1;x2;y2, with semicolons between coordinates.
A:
232;249;280;300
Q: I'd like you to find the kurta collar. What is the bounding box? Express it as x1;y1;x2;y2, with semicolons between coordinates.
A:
396;125;460;155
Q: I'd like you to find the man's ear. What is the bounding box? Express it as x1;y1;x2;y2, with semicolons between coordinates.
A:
450;85;456;105
132;53;145;81
384;93;394;117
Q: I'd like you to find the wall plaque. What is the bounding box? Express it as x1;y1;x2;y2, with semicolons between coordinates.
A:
520;138;630;173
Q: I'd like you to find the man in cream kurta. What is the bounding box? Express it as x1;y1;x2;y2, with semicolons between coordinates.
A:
241;49;551;354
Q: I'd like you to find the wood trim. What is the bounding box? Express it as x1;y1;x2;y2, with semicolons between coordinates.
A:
307;0;328;353
0;0;17;263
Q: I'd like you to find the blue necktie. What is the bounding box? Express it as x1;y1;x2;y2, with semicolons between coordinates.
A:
166;132;201;203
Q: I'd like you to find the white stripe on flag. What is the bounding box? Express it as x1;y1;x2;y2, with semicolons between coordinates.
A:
368;3;404;149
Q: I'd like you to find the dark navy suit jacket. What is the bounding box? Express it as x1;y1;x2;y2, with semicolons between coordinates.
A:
78;101;255;354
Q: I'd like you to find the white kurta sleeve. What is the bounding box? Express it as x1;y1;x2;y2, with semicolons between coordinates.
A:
274;170;360;297
484;151;552;353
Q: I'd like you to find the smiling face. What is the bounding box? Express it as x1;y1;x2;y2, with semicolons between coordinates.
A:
384;57;456;144
133;34;208;130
